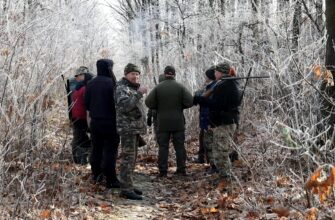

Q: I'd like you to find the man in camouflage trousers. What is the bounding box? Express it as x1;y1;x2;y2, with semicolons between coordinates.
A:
115;63;147;200
193;62;241;180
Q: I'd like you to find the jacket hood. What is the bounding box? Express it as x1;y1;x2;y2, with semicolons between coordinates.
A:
96;59;114;77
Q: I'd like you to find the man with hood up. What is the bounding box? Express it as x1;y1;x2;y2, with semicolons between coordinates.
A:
84;59;120;189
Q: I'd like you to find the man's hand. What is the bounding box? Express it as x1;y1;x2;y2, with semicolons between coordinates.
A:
138;86;148;94
193;95;201;105
147;117;152;127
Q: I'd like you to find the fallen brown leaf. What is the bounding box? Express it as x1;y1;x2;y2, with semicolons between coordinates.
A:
40;209;52;219
216;181;226;191
305;207;318;220
200;207;218;215
272;207;290;217
246;210;259;219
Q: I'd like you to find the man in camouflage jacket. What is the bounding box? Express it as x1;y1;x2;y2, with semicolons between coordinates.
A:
115;63;147;200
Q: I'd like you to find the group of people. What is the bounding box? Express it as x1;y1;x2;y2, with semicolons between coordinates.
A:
69;59;241;200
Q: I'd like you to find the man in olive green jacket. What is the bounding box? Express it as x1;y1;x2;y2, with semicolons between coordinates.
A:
145;66;193;177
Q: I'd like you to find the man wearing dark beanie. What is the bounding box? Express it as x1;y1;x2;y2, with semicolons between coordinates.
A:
115;63;147;200
164;65;176;75
124;63;141;75
145;65;193;177
193;62;241;181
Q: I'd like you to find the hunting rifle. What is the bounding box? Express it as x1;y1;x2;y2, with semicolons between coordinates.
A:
61;74;73;120
202;67;270;98
153;76;158;86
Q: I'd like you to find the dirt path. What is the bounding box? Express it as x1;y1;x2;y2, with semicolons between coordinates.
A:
69;148;253;220
79;157;222;219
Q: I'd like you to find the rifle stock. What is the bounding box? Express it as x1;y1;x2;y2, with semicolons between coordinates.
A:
153;76;158;86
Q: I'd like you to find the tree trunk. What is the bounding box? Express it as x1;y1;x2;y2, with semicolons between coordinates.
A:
220;0;225;16
154;0;160;75
326;0;335;70
325;0;335;145
209;0;214;8
2;0;8;13
148;1;156;75
315;1;323;33
292;0;301;52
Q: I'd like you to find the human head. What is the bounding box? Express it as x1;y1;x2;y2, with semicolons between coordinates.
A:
215;62;231;80
96;59;114;76
164;65;176;78
96;59;116;85
124;63;141;84
205;66;216;82
75;66;89;82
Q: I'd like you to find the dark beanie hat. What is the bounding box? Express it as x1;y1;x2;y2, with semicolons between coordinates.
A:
215;62;230;74
205;66;216;80
124;63;141;75
164;65;176;75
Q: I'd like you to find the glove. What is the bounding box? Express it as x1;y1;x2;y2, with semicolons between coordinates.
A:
194;89;203;97
193;95;201;105
138;135;147;147
147;117;152;127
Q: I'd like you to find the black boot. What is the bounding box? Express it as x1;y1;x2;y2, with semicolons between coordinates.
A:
229;150;239;163
120;191;143;200
134;188;143;195
193;157;205;164
174;170;187;176
207;164;218;174
92;174;104;184
157;172;167;178
106;178;120;189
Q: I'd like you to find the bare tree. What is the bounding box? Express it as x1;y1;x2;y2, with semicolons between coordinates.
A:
292;0;301;51
326;0;335;70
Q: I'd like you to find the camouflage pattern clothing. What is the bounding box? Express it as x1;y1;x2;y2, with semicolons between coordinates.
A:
203;129;214;165
211;124;236;177
115;78;146;135
115;77;146;192
119;135;139;191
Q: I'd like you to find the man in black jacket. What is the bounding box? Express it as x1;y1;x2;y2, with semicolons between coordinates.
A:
85;59;120;188
194;62;241;180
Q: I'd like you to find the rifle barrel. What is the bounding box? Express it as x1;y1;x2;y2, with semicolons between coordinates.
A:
222;76;270;80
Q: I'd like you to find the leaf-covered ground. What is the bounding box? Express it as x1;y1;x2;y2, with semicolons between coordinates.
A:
1;102;334;219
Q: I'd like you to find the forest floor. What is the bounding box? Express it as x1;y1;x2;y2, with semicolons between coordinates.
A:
1;105;333;219
23;128;321;220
